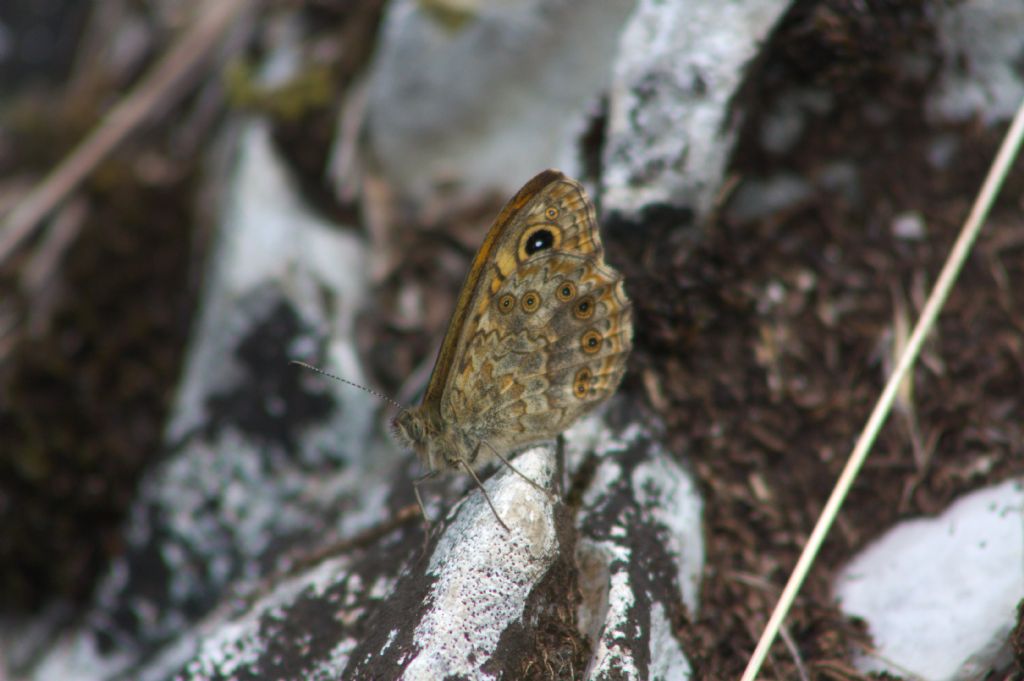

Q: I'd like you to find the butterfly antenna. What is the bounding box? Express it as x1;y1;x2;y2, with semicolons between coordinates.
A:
290;360;406;411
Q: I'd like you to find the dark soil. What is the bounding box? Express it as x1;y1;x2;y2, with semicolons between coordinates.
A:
629;4;1024;677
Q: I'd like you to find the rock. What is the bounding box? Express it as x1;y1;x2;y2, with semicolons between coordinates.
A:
164;419;703;680
5;121;380;680
364;0;637;200
925;0;1024;125
571;421;703;681
835;478;1024;680
601;0;791;221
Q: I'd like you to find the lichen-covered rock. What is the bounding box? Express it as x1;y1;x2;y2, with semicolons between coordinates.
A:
148;421;702;680
601;0;791;220
166;447;564;680
6;122;384;681
569;421;702;681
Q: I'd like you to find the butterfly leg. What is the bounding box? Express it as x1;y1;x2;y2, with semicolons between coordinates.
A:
555;433;566;495
459;457;510;533
412;470;440;537
482;440;555;501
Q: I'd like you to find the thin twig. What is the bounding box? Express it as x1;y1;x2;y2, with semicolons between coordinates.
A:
0;0;254;265
778;623;811;681
741;95;1024;680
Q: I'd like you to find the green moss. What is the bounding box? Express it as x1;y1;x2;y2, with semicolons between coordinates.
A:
223;58;335;122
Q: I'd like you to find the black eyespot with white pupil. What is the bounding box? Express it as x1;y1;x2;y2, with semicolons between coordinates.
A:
524;229;554;255
521;291;541;313
497;293;515;313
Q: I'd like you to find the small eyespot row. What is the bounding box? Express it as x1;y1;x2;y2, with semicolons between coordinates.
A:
581;330;603;354
574;297;595;320
545;206;559;220
573;367;593;399
521;290;541;313
556;281;577;301
497;293;515;314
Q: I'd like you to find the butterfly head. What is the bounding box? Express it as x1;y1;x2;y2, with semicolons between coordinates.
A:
393;404;481;473
393;407;448;472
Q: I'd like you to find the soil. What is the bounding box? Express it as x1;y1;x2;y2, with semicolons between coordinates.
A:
1;1;1022;679
658;6;1024;677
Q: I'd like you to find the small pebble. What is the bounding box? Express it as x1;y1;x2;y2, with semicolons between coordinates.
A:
891;211;926;240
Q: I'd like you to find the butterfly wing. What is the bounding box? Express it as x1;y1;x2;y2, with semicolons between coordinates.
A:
429;171;632;454
421;169;600;407
451;252;632;453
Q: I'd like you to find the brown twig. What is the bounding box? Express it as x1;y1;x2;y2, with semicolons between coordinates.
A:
0;0;255;265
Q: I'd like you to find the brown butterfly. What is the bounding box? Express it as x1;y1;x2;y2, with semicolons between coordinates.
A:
392;169;633;527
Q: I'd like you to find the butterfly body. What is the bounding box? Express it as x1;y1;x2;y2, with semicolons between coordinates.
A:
392;170;632;476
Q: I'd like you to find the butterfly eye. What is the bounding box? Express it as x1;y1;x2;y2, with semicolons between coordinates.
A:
497;293;516;313
556;281;576;301
545;206;559;220
581;330;603;354
574;297;595;320
573;367;593;398
521;291;541;313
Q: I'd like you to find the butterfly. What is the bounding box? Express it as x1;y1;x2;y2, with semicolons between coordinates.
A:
391;169;633;527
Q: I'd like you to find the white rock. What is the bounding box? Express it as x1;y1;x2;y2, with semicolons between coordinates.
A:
602;0;791;219
7;120;381;681
403;447;560;680
835;478;1024;680
632;453;705;615
892;211;927;240
758;88;835;156
726;173;813;223
364;0;636;199
927;0;1024;125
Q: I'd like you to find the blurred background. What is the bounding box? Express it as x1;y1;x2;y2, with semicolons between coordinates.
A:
1;1;1023;678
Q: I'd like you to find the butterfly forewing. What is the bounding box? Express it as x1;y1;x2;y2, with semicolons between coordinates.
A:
437;171;633;453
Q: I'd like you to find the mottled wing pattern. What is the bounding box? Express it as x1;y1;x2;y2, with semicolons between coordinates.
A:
420;169;565;409
442;173;633;454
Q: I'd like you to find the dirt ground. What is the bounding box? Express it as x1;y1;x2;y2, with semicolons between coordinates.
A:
1;2;1023;679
